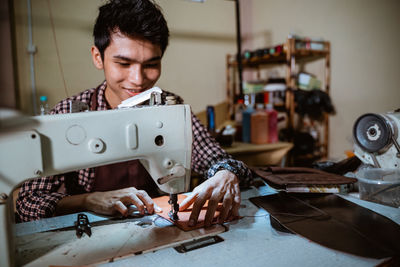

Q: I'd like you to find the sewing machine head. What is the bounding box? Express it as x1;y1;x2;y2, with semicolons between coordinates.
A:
0;87;192;266
0;88;192;196
353;111;400;169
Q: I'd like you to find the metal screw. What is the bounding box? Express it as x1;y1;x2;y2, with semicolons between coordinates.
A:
165;96;176;105
34;170;42;175
0;193;8;201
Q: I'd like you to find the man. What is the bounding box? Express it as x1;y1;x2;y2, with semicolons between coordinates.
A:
16;0;252;227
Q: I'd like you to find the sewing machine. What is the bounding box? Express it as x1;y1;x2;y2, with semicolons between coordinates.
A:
0;90;193;266
353;111;400;169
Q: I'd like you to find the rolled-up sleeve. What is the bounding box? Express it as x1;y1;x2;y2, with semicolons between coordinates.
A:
191;113;252;186
16;175;67;222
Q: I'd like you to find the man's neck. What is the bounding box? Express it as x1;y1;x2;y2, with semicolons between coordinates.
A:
104;86;120;109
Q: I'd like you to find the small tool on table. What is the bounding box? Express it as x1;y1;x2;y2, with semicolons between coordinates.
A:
75;213;92;238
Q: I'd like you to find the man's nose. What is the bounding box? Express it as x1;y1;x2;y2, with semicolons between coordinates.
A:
128;64;144;85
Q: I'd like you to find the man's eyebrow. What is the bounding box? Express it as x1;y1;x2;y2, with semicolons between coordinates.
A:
113;55;162;62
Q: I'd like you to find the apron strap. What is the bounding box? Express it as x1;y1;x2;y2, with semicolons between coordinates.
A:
90;86;99;111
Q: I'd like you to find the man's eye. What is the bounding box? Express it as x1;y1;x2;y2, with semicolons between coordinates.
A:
145;63;160;68
117;62;130;66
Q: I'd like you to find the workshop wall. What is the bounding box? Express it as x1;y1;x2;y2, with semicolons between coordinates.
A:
248;0;400;160
12;0;400;160
12;0;237;115
13;0;103;114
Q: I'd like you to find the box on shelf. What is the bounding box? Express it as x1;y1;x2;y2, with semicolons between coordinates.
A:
264;78;286;91
290;34;326;50
298;72;321;90
243;81;266;94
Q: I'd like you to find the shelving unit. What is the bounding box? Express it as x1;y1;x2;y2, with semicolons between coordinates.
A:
226;37;331;162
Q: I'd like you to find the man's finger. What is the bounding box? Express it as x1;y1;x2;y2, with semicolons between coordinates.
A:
113;200;128;217
218;193;233;223
136;190;154;214
231;193;241;217
204;191;222;227
124;194;145;215
188;193;208;227
154;202;163;213
179;192;198;211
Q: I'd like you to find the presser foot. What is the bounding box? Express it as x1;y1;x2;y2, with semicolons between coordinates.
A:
168;194;179;221
168;210;179;221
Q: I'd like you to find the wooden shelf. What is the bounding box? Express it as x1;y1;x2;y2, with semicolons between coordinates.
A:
225;37;331;163
227;41;330;68
224;141;293;166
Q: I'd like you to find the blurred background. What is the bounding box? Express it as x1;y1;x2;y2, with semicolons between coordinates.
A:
1;0;400;161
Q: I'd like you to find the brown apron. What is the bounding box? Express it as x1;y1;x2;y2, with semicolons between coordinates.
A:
90;86;160;197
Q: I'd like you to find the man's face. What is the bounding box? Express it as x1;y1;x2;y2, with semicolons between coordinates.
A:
92;31;162;108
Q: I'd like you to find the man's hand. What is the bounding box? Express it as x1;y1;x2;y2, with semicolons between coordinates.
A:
179;170;240;227
80;187;158;216
56;187;162;217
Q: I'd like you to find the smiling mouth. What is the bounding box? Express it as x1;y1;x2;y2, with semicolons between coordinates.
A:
125;89;145;96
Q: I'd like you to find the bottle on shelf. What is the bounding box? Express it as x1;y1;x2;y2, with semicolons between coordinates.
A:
242;94;255;143
266;103;278;143
275;44;283;54
206;105;216;137
39;95;49;115
243;50;254;60
269;47;276;55
251;103;269;144
234;99;245;141
255;49;264;58
265;91;278;143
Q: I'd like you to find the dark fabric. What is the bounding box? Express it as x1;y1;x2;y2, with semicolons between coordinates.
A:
93;160;160;197
250;192;400;259
64;172;86;195
312;156;362;175
252;166;357;189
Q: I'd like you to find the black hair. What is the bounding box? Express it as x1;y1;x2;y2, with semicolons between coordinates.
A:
93;0;169;60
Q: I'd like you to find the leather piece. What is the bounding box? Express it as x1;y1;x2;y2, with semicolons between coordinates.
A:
312;156;362;175
154;195;221;231
250;192;400;259
252;167;357;189
153;195;239;231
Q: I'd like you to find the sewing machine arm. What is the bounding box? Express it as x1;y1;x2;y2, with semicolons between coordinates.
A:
0;104;192;266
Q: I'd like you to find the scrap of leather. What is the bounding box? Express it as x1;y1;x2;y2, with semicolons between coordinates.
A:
153;195;237;231
250;192;400;259
252;166;357;189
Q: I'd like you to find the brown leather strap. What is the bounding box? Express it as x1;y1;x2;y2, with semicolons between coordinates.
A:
90;86;99;111
252;166;357;188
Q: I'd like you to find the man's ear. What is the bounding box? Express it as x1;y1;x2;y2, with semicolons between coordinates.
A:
91;46;104;70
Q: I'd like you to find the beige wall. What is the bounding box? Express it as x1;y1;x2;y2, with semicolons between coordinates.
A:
13;0;237;115
249;0;400;160
12;0;400;160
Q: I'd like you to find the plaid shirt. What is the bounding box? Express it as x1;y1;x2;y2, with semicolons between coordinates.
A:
16;81;252;222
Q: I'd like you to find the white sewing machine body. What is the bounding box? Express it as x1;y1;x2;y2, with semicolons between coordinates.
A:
0;104;193;266
353;111;400;169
